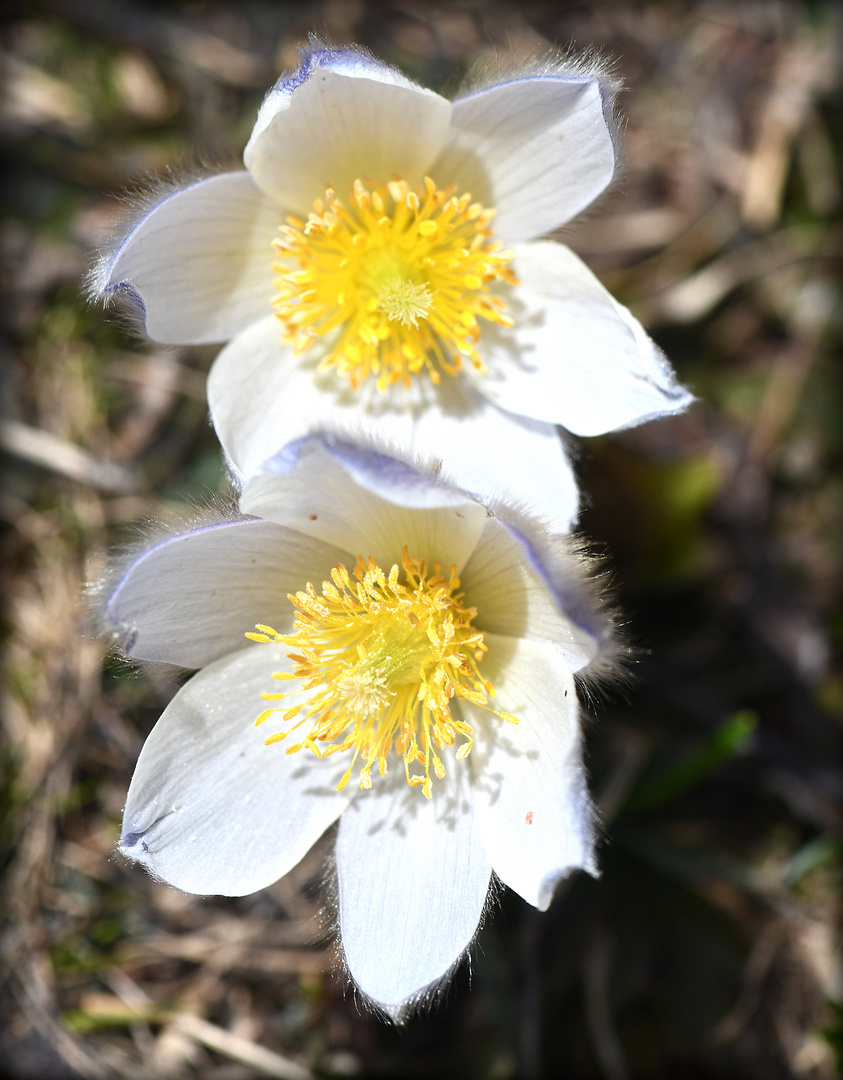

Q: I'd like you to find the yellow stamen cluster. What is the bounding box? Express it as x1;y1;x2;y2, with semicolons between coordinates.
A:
272;176;518;393
246;548;518;798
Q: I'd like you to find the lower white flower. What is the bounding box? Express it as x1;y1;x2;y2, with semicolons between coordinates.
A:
105;437;616;1018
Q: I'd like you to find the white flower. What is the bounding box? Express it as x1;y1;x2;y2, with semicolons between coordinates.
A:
91;41;693;534
105;436;615;1019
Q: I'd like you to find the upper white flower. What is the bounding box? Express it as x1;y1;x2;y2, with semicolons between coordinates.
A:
92;41;693;533
105;436;614;1019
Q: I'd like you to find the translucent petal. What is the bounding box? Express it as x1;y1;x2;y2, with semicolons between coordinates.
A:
464;634;597;910
120;645;349;896
208;317;581;533
473;241;694;433
461;517;603;672
336;771;491;1017
95;172;281;344
244;47;451;214
239;435;488;575
411;377;581;533
433;76;616;241
105;518;347;667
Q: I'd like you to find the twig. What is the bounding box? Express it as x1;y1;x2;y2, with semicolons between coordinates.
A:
0;419;139;493
172;1014;314;1080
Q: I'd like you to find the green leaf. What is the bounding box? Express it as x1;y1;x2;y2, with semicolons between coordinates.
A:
624;711;758;813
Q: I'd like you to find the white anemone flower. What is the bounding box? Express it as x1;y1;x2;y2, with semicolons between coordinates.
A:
91;41;692;534
104;436;616;1019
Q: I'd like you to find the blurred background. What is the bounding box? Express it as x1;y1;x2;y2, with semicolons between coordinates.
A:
1;1;841;1077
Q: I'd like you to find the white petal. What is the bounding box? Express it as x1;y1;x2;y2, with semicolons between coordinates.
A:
405;376;582;534
208;318;580;533
432;77;615;241
106;518;347;667
96;172;281;345
336;772;491;1016
208;315;375;484
465;634;596;910
239;433;488;575
244;47;452;213
121;644;349;896
472;242;694;433
461;517;602;672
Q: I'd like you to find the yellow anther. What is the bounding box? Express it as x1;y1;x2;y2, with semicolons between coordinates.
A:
246;549;519;797
271;175;517;391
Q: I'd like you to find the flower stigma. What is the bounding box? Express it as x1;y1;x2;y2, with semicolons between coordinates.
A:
246;548;519;798
376;277;434;328
272;177;518;393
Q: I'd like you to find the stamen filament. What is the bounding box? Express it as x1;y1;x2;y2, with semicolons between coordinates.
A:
248;549;518;797
272;177;517;392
